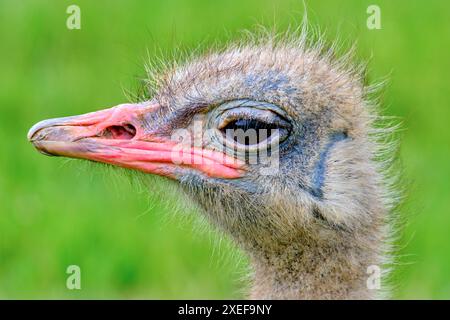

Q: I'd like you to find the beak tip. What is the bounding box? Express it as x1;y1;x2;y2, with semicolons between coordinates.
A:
27;125;38;142
27;119;49;142
27;118;64;142
27;125;40;142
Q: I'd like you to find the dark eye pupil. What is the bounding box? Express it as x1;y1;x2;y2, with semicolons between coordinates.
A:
226;119;278;132
222;119;280;145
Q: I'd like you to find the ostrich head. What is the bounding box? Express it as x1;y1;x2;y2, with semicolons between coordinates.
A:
28;32;393;299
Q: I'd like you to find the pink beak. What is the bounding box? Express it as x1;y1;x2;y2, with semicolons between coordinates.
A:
28;102;244;179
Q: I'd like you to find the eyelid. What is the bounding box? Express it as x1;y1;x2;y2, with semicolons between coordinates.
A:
217;105;291;130
217;108;287;130
215;99;289;116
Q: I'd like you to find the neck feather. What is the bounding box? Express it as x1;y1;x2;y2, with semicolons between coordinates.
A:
245;233;383;299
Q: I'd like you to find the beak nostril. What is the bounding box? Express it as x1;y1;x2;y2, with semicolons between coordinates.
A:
101;124;136;140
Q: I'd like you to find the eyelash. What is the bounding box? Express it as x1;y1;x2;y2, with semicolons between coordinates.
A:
222;118;281;132
220;118;291;148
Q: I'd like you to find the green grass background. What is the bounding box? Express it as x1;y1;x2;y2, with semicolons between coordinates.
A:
0;0;449;299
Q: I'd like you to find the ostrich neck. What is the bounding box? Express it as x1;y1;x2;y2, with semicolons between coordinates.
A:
246;235;380;300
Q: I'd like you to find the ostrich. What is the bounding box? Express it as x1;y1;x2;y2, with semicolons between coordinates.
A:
27;29;397;299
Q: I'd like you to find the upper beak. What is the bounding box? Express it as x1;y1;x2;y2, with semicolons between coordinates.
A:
28;102;244;179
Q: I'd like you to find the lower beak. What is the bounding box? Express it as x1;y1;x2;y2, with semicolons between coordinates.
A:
27;102;244;179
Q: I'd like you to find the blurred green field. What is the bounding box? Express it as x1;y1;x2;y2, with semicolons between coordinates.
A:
0;0;449;299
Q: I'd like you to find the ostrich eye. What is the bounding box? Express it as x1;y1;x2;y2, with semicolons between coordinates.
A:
214;100;292;150
221;118;289;146
223;119;278;132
